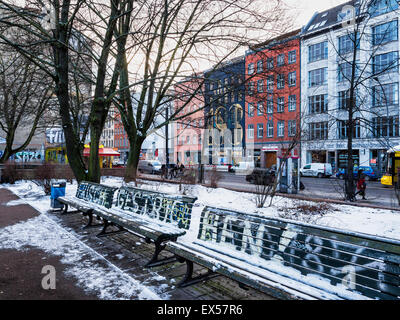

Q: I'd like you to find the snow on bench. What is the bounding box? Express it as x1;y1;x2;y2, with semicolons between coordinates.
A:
88;186;197;267
57;181;117;219
167;206;400;300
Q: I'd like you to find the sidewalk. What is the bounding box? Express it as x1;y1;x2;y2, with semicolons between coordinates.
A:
0;188;98;300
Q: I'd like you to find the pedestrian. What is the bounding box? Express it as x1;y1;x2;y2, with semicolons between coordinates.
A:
356;169;367;200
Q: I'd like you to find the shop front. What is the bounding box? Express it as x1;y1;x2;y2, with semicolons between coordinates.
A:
83;145;121;168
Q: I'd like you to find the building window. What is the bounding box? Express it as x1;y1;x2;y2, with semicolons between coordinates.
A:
248;63;255;75
257;124;264;138
309;68;327;87
309;94;328;114
288;50;296;64
288;120;296;137
338;90;350;110
277;97;285;113
372;83;399;107
248;103;255;117
373;20;398;46
372;116;399;137
257;60;263;73
267;122;274;137
267;58;274;70
248;124;254;139
277;74;285;89
277;54;285;66
288;71;296;87
257;101;264;116
309;122;329;140
369;0;399;17
277;121;285;137
373;51;399;75
288;95;297;112
248;81;255;95
338;62;352;82
308;41;328;63
257;79;264;93
338;33;359;55
267;97;274;114
267;76;274;91
337;119;361;139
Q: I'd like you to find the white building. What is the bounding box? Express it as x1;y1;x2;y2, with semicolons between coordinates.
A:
300;0;400;175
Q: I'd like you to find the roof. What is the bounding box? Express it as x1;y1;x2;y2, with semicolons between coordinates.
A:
248;28;302;53
302;0;356;35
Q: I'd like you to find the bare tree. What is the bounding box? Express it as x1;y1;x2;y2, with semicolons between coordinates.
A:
0;38;53;163
0;0;133;182
111;0;292;182
320;0;400;201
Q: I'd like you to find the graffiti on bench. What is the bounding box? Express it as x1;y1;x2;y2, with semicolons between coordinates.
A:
76;182;116;209
197;207;400;300
116;187;197;230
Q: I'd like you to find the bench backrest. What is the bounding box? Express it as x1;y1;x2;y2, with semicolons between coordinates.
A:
115;186;197;230
75;181;118;209
196;206;400;300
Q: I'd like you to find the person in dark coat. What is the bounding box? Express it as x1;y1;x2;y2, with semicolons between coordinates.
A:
356;169;367;200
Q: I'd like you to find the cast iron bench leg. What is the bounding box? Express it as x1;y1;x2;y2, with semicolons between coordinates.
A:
145;239;179;268
82;210;103;229
177;259;219;288
97;220;126;238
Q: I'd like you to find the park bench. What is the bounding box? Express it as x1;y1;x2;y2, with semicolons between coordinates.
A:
57;182;117;229
167;206;400;300
87;186;197;267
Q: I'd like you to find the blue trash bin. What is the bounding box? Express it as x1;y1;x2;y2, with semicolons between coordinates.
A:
50;182;66;209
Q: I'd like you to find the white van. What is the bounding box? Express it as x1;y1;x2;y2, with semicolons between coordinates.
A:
300;163;333;178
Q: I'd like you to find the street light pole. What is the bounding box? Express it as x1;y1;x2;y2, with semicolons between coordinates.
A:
165;104;169;179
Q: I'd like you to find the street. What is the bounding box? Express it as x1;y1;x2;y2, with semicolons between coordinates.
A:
204;171;399;209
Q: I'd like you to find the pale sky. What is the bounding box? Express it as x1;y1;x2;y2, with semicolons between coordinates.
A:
286;0;350;28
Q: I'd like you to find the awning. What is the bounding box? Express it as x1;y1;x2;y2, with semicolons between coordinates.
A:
83;147;121;157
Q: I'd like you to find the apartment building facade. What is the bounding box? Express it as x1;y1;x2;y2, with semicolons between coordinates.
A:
245;30;301;168
173;77;205;165
301;0;400;174
204;57;246;166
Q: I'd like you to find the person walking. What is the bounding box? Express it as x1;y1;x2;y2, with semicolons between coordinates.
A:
356;169;367;200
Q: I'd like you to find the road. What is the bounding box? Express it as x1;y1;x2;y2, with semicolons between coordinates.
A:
204;171;399;209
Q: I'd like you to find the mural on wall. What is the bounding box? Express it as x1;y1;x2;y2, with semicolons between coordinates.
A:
76;182;117;209
197;206;399;300
46;128;66;144
11;150;45;162
116;187;197;230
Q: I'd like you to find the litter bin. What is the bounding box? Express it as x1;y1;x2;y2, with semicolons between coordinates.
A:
50;182;66;210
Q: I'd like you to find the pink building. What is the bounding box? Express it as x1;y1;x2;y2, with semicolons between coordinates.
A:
174;77;205;165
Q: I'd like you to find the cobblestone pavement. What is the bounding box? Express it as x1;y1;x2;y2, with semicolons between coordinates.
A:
45;209;275;300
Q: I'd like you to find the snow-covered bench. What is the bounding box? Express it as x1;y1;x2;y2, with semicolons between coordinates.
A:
88;186;198;267
58;181;118;226
167;206;400;300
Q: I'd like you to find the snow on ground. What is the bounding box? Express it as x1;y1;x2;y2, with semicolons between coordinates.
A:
130;178;400;241
2;177;400;300
0;180;166;300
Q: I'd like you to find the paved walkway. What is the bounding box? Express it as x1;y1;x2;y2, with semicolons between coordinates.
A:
0;188;98;300
0;188;274;300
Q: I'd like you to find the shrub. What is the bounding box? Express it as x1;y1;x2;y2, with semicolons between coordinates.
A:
207;167;222;189
1;161;19;184
34;163;56;195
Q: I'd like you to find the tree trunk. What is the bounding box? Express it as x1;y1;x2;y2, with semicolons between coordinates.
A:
124;136;145;182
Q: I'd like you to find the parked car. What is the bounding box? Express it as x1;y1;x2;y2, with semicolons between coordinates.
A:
300;163;333;178
336;166;378;181
246;168;276;185
231;162;255;175
138;160;162;174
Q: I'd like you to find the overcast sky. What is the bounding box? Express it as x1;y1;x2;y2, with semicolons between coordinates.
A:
286;0;350;28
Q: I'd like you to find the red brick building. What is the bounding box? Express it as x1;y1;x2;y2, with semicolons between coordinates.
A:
174;76;204;165
245;30;301;168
